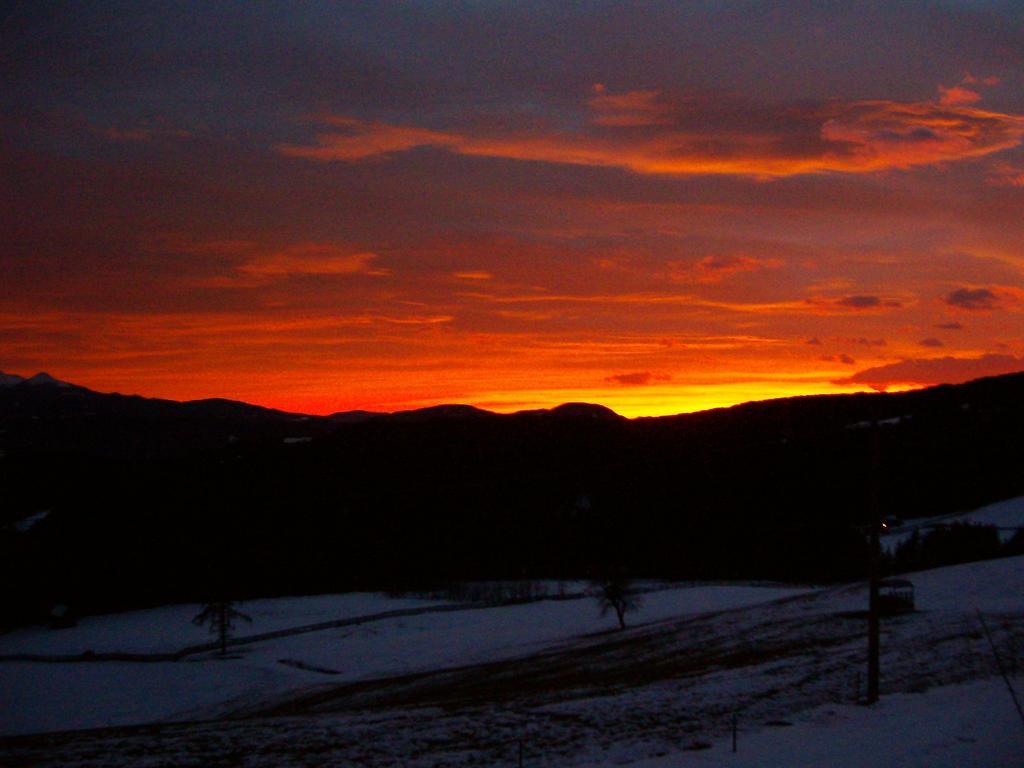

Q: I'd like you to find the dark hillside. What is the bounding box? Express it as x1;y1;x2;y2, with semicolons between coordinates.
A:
2;372;1022;626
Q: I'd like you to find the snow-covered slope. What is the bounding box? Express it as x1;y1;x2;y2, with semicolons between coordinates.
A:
1;556;1021;767
882;494;1024;550
0;592;448;657
0;584;807;736
600;678;1023;768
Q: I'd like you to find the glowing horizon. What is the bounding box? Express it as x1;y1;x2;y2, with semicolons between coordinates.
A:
3;4;1022;415
0;363;960;420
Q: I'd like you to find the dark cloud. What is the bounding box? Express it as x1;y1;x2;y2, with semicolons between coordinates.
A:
604;372;671;386
10;1;1022;127
668;254;781;284
935;321;964;330
834;354;1024;391
945;287;998;310
837;295;881;308
919;337;944;347
876;126;940;143
805;337;822;345
838;354;856;365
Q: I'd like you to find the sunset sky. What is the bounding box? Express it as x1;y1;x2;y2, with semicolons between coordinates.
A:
3;1;1023;416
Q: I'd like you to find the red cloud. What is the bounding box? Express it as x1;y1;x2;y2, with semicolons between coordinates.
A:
937;85;981;107
937;73;997;107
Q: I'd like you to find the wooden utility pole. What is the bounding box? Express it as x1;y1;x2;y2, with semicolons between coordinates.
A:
866;421;881;704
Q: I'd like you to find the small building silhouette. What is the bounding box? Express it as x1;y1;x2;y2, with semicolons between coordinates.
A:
878;578;915;615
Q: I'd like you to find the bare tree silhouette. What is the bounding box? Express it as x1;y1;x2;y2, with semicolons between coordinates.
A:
591;575;641;630
192;600;251;656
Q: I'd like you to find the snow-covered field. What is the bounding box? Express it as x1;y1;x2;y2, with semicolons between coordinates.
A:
0;592;450;657
603;678;1023;768
1;553;1022;767
0;584;807;737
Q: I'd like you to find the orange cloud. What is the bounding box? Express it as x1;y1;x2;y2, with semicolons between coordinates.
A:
281;92;1024;177
190;242;391;287
817;101;1023;171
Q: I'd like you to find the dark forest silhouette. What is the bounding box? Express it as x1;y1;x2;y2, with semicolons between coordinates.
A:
2;371;1023;628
